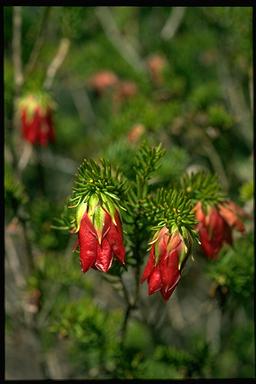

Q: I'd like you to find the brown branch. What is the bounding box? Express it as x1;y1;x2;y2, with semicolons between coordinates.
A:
217;58;252;147
5;232;26;289
202;135;229;192
43;38;70;90
12;6;24;91
161;7;186;40
24;7;52;77
18;142;33;171
70;86;96;128
95;7;146;74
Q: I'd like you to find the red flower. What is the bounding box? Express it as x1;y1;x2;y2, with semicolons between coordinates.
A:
127;124;145;144
113;81;138;103
74;199;125;273
88;70;119;94
19;94;55;146
141;227;188;301
194;201;245;259
147;54;167;85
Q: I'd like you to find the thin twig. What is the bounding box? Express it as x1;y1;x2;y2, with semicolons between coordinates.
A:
12;6;24;90
24;7;51;77
95;7;146;74
5;232;26;289
217;58;252;147
19;218;35;273
44;38;70;90
70;86;96;128
119;304;132;350
18;142;33;171
11;6;24;170
202;135;229;192
120;274;131;306
161;7;186;40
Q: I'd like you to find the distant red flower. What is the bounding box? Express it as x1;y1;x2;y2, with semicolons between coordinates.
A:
114;81;138;103
74;199;125;273
88;70;119;94
127;123;145;144
141;227;188;301
18;93;56;146
194;201;245;259
147;54;167;85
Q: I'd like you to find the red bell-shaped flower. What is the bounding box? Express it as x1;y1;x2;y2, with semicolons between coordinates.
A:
141;227;188;301
74;197;125;273
18;93;56;146
194;200;245;259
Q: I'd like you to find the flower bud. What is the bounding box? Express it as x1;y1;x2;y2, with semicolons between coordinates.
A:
74;196;125;273
194;200;246;259
18;92;56;146
141;226;188;301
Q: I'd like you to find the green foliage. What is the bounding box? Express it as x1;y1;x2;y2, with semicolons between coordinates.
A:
5;165;28;222
68;158;128;210
207;104;234;130
206;234;254;306
132;143;165;182
239;180;253;202
144;188;197;242
180;171;226;208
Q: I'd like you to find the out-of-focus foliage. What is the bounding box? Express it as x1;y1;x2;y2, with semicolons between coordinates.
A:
4;6;253;380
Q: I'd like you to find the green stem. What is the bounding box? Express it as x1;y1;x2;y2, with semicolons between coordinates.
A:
119;172;148;350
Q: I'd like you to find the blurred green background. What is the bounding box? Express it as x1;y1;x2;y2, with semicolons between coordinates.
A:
4;6;254;379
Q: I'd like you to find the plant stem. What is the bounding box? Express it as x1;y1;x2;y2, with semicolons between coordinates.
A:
120;303;133;350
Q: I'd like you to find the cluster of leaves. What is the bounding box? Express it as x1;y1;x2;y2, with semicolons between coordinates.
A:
180;171;226;208
206;233;254;307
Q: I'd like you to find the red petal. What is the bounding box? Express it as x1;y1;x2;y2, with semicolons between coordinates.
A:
160;275;180;301
82;212;97;236
159;249;180;293
102;211;112;240
107;212;125;264
95;237;113;272
78;215;97;272
194;201;206;223
148;267;162;295
140;245;155;283
208;208;224;238
219;203;245;233
198;225;222;259
168;232;182;252
26;112;41;144
157;228;169;257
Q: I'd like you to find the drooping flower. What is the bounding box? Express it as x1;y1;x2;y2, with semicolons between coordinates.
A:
141;226;189;301
194;200;245;259
74;196;125;273
18;93;56;146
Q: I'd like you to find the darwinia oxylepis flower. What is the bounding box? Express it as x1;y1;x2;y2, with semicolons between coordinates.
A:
141;226;189;301
194;200;246;259
74;196;125;273
18;93;56;146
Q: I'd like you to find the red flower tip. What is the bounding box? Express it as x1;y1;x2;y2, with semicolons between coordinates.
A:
141;227;186;301
195;200;246;260
18;93;56;146
76;202;125;274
